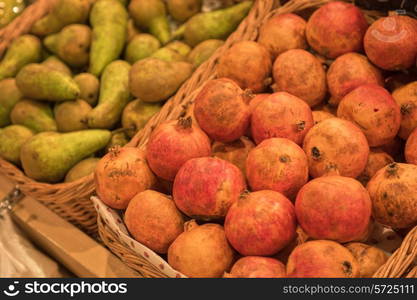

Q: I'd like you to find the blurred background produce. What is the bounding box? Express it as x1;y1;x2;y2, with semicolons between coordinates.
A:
0;0;252;183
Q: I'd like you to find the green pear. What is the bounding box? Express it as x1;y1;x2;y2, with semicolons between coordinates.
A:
167;0;201;22
0;125;34;165
122;99;161;137
10;99;57;133
0;0;25;28
21;129;111;183
54;99;92;132
64;157;100;182
0;79;23;127
150;41;191;62
0;35;42;80
43;24;91;67
165;41;192;57
73;73;100;106
89;0;128;76
16;63;80;101
104;130;129;153
128;0;171;44
129;58;193;103
87;60;131;129
31;0;91;36
177;1;252;46
124;34;160;64
41;56;72;76
187;39;224;68
126;18;142;42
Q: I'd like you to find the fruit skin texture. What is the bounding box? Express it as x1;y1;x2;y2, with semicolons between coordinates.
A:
345;242;388;278
246;138;308;199
95;147;156;209
303;118;369;178
216;41;272;93
295;176;372;243
167;221;235;278
173;157;246;220
306;1;368;59
194;78;250;142
122;99;161;138
0;79;23;127
405;128;417;165
327;52;384;106
258;13;307;59
187;39;224;68
11;99;57;133
251;92;314;145
64;157;100;182
312;110;334;125
146;117;211;181
392;81;417;139
167;0;201;22
54;100;92;132
224;190;297;256
367;163;417;229
125;190;185;254
0;125;34;165
73;73;100;107
357;150;394;186
287;240;359;278
223;256;286;278
364;15;417;71
212;136;254;176
272;49;326;107
337;84;401;147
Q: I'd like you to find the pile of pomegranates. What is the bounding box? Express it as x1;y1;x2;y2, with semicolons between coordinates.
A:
94;1;417;278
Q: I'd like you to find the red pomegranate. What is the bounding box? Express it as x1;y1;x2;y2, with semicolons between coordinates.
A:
124;190;185;254
364;15;417;70
303;118;369;178
146;117;211;181
95;147;156;209
327;52;384;106
392;81;417;139
194;78;251;142
251;92;314;145
173;157;246;220
248;93;270;114
367;163;417;229
337;84;401;147
223;256;286;278
246;138;308;199
295;176;372;243
405;128;417;165
306;1;368;59
224;190;297;256
168;221;235;278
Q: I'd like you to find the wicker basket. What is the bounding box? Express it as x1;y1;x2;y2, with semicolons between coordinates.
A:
0;0;100;235
95;0;417;278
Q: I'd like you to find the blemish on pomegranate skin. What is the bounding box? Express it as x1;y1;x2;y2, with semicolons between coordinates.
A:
342;261;352;275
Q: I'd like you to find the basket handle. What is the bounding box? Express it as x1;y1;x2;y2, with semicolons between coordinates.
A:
0;0;53;57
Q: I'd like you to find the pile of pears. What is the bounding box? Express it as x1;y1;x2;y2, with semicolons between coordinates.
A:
0;0;252;183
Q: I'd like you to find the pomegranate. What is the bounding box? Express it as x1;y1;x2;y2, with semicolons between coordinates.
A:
223;256;286;278
258;13;307;59
373;136;404;159
212;136;255;175
405;128;417;165
312;110;334;125
124;190;185;254
287;240;359;278
194;78;251;142
168;221;235;278
367;163;417;228
295;176;372;243
95;147;156;209
337;84;401;147
364;15;417;70
345;242;388;278
392;81;417;139
224;190;297;256
248;93;270;114
173;157;246;220
251;92;314;145
217;41;272;93
146;117;211;181
272;49;326;107
306;1;368;59
327;52;384;106
246;138;308;199
303;118;369;178
357;150;394;186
